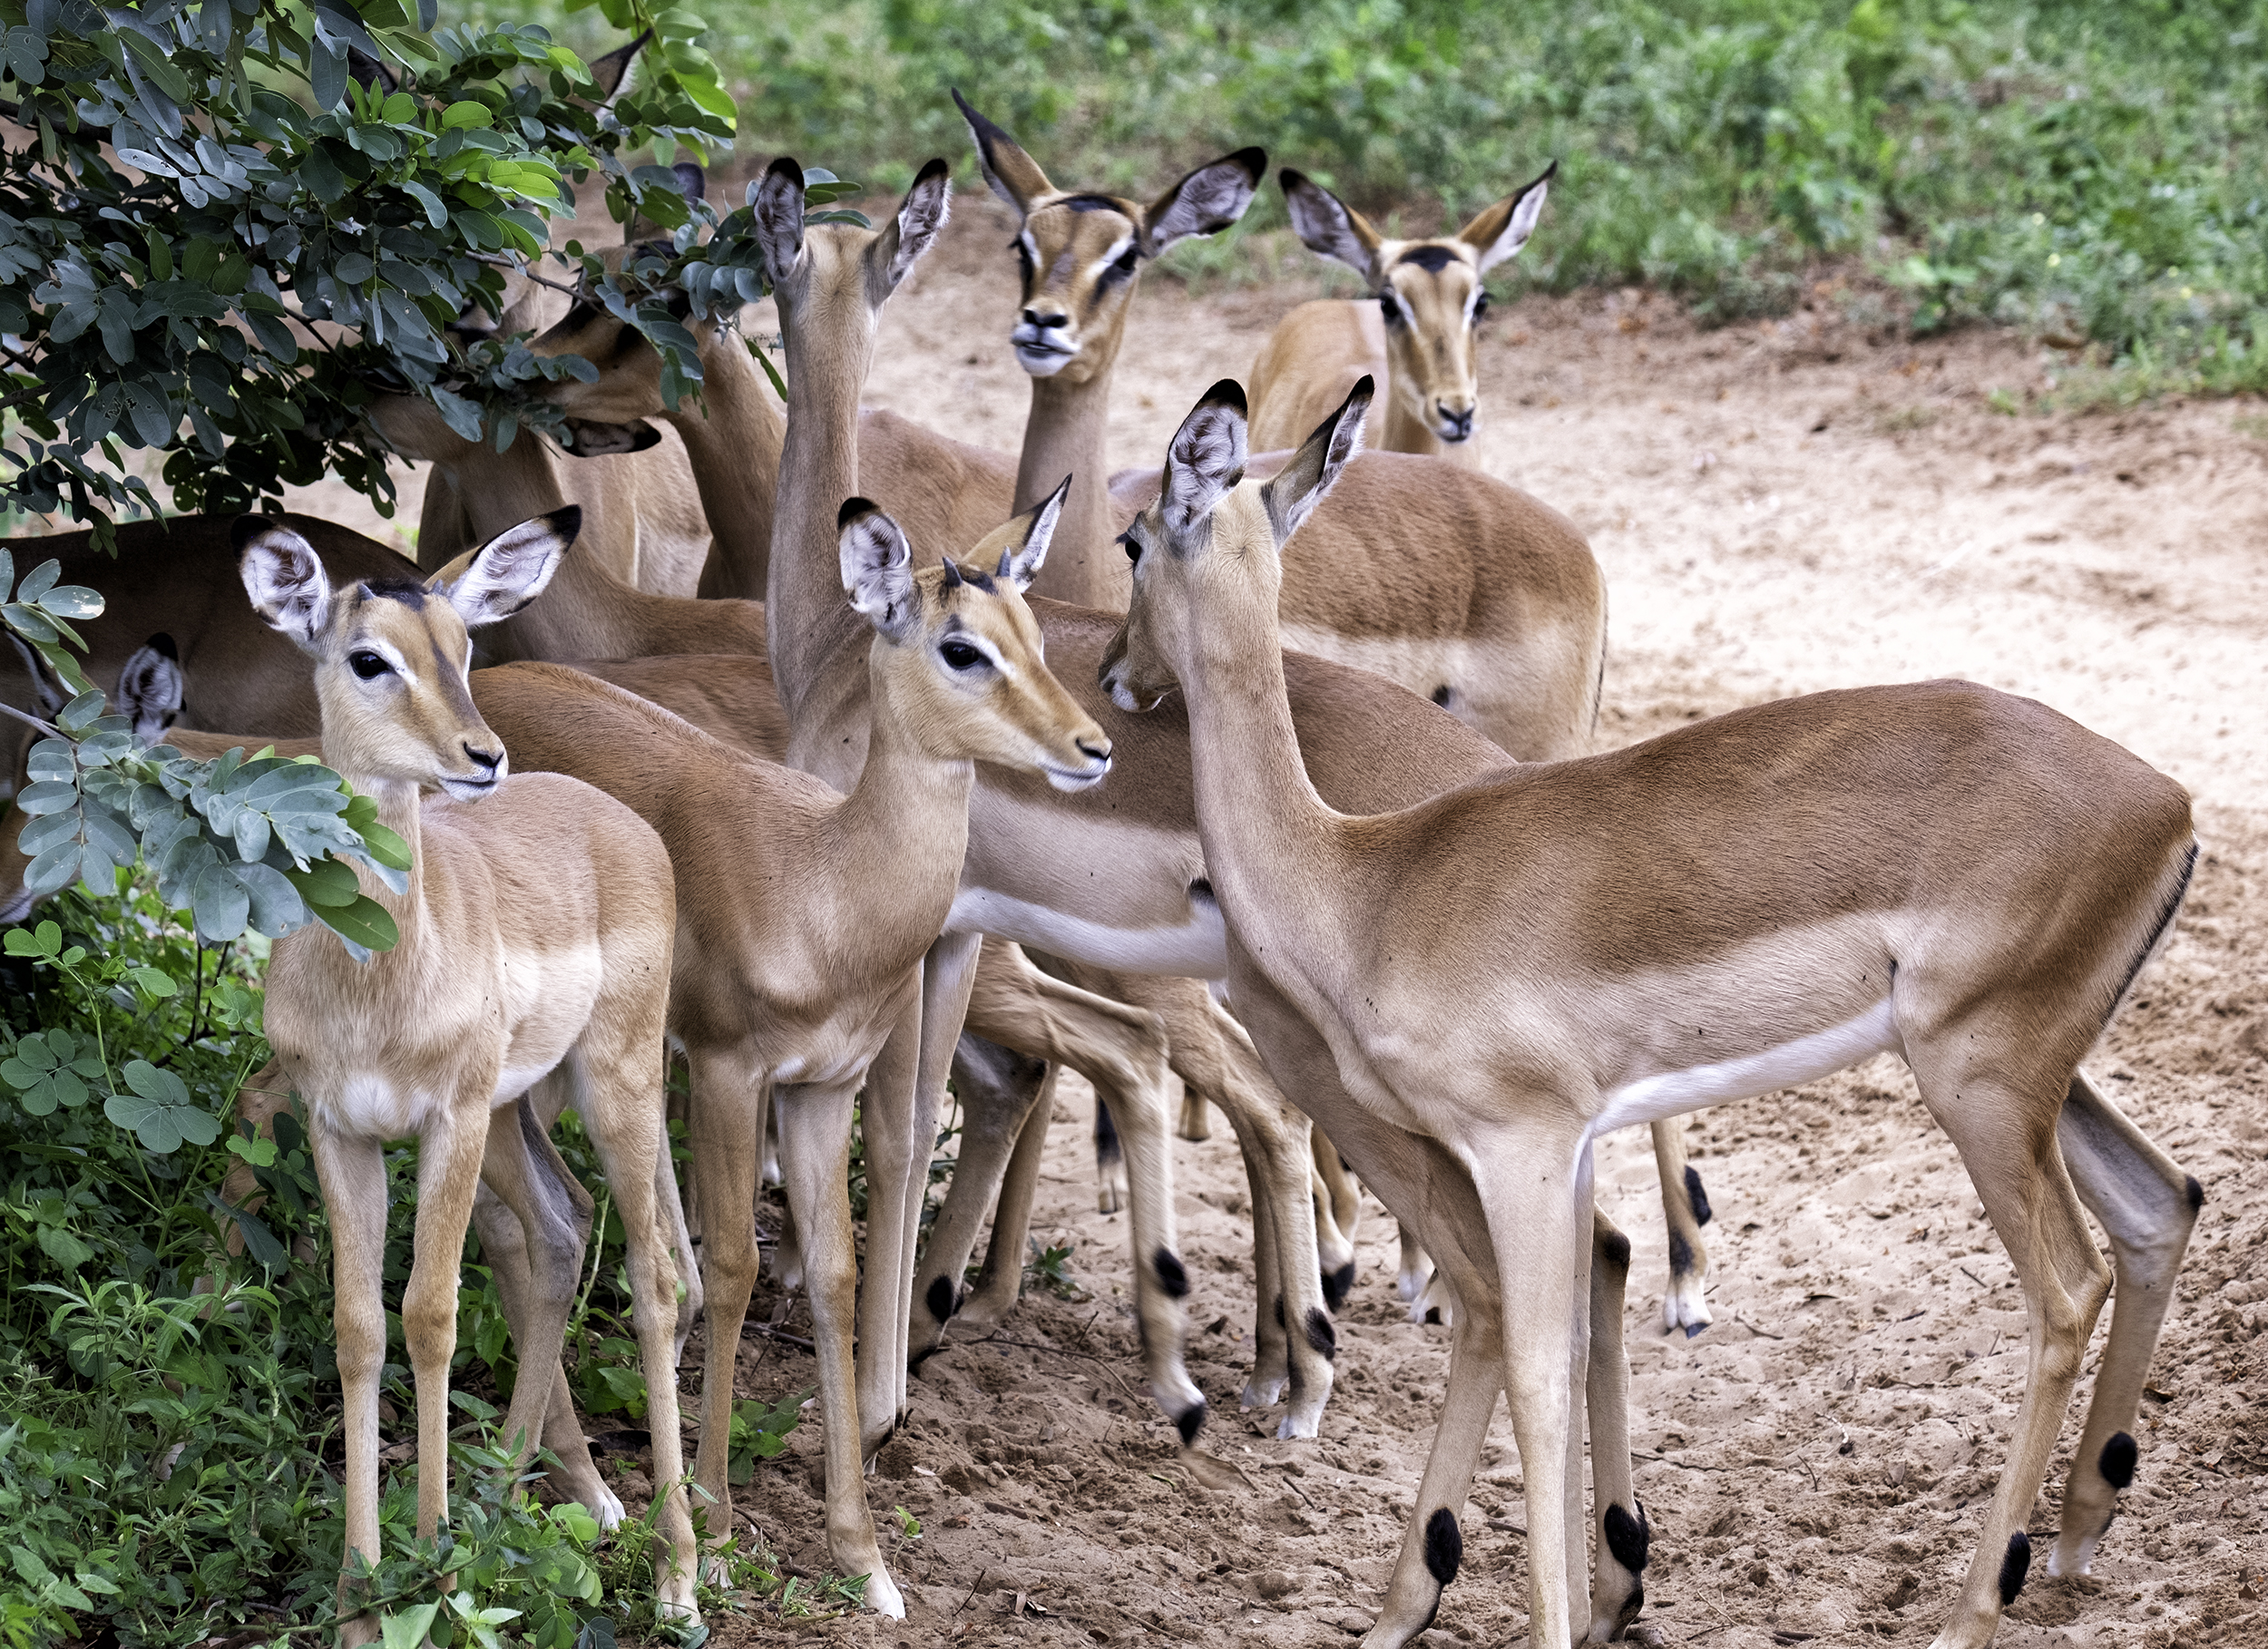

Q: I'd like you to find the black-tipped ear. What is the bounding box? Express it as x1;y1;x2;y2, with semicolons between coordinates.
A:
346;44;397;94
838;496;877;530
878;157;953;294
1262;375;1368;543
584;28;651;103
1145;148;1266;257
238;520;333;653
997;474;1069;591
840;505;919;643
429;507;580;629
671;161;707;203
1160;382;1248;534
1459;159;1556;273
1280;168;1383;276
753;155;807;285
954;87;1054;216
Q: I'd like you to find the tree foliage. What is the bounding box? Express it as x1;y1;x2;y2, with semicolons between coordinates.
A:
0;0;738;538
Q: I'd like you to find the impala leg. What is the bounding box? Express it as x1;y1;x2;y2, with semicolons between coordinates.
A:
1372;1298;1503;1645
1911;1049;2110;1649
1466;1118;1590;1649
896;930;984;1418
1178;1080;1212;1142
572;1036;699;1625
1311;1126;1361;1308
908;1034;1049;1351
1586;1207;1647;1642
854;981;922;1459
2049;1069;2202;1577
310;1122;388;1649
651;1107;703;1369
1095;1088;1129;1211
684;1043;764;1575
773;1076;904;1618
1650;1117;1714;1336
473;1101;614;1522
960;1070;1056;1330
406;1093;493;1541
1396;1221;1435;1313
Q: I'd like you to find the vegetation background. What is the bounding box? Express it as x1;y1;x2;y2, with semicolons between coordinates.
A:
487;0;2268;401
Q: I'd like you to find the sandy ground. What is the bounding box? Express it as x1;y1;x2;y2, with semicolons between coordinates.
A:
289;198;2268;1646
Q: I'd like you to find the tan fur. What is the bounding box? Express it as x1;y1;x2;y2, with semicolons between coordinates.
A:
463;494;1108;1616
235;519;698;1644
1100;379;2202;1647
1248;164;1553;460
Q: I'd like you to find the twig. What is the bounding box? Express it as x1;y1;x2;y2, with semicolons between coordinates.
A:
0;699;62;738
1960;1266;1989;1289
744;1321;815;1352
1631;1449;1712;1471
950;1567;989;1619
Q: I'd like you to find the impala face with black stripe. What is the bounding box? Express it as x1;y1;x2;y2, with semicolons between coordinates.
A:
955;90;1264;386
1279;161;1553;448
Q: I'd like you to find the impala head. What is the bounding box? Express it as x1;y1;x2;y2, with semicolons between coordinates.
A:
837;479;1112;791
955;91;1264;385
236;511;579;799
1100;376;1370;712
1280;163;1552;445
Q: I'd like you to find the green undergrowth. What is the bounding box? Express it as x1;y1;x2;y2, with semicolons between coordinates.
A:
475;0;2268;402
0;868;851;1646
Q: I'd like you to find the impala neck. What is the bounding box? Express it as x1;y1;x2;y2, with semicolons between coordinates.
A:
768;286;872;727
1172;575;1348;954
675;332;785;600
1016;363;1129;612
1383;387;1451;462
831;647;979;944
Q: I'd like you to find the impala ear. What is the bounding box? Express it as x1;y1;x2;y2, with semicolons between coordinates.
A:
1161;381;1248;536
583;28;652;106
954;89;1054;218
115;635;183;742
1459;160;1556;274
429;508;579;629
875;157;953;296
1280;169;1382;278
1262;376;1369;544
996;474;1069;592
838;498;920;643
236;518;334;653
1145;147;1266;258
752;155;807;285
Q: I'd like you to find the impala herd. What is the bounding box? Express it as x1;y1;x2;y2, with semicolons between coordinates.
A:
4;93;2209;1649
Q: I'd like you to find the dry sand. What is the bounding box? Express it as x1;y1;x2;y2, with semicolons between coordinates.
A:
289;198;2268;1647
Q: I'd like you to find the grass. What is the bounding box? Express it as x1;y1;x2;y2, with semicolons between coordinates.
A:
463;0;2268;405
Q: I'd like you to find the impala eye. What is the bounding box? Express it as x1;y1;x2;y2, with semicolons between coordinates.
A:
1118;530;1141;565
940;639;986;671
1113;247;1139;278
1473;290;1491;319
1378;291;1403;325
348;650;391;679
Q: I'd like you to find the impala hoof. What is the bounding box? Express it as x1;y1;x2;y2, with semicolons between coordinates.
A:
1240;1376;1286;1410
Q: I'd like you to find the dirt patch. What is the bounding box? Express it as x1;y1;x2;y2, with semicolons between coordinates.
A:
291;201;2268;1646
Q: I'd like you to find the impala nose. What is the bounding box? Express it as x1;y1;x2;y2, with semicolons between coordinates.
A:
463;742;503;774
1437;402;1475;442
1022;307;1069;330
1077;736;1111;767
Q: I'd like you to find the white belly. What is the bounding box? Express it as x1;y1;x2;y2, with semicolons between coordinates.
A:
946;886;1229;977
1589;998;1900;1137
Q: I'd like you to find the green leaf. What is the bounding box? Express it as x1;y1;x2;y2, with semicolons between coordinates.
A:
191;859;252;942
126;965;178;998
441;100;492;130
381;1603;442;1649
359;821;412;871
317;894;399;952
226;1132;279;1167
104;1061;219;1154
284;857;361;908
35;1223;93;1268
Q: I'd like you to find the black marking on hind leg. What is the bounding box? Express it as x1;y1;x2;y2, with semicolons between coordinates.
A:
1322;1259;1355;1308
1667;1231;1692;1275
924;1275;958;1323
1998;1531;2031;1606
1175;1402;1207;1447
1603;1502;1650;1574
2109;840;2198;1013
1422;1305;1442;1325
1423;1508;1462;1586
1094;1097;1121;1164
1304;1307;1337;1361
2099;1431;2137;1490
1154;1246;1189;1298
2185;1175;2204;1212
1600;1226;1632;1272
1685;1164;1713;1225
1430;684;1453;708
